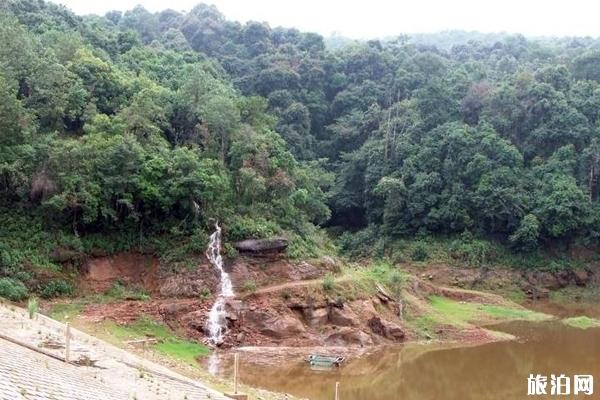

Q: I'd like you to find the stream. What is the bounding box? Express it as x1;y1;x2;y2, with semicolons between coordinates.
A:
211;301;600;400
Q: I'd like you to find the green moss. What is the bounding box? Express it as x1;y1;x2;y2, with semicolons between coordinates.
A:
562;316;600;329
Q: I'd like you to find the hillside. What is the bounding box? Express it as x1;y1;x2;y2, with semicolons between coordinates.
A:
2;0;600;304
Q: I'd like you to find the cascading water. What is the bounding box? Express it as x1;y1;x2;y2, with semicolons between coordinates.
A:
206;222;234;345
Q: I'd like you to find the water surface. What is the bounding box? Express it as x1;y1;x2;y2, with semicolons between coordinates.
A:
227;318;600;400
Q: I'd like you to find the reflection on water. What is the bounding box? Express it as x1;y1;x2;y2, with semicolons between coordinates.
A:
223;319;600;400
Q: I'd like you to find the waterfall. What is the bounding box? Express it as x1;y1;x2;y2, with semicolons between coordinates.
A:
206;223;234;346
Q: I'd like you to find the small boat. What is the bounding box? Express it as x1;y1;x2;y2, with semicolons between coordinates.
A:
307;354;345;369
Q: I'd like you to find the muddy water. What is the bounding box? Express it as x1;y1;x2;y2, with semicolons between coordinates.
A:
222;318;600;399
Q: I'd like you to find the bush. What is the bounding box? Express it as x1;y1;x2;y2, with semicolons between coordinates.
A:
0;277;28;301
40;280;73;299
449;235;496;267
322;274;335;291
226;216;279;241
337;225;380;258
105;281;149;301
411;242;429;262
510;214;540;252
27;297;38;319
242;279;257;293
199;287;211;299
281;289;292;300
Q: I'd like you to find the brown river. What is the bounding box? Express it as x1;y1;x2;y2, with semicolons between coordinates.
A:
212;301;600;400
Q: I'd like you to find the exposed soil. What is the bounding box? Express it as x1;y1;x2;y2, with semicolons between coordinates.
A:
69;251;600;355
80;252;161;294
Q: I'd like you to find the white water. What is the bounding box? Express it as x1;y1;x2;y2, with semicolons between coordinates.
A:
206;223;234;346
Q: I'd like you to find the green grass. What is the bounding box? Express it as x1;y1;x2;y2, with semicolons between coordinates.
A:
480;304;549;321
154;340;210;363
430;296;479;323
104;281;150;301
562;316;600;329
106;316;210;364
429;296;550;325
47;302;84;322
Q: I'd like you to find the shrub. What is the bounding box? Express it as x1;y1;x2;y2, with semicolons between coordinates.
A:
27;297;38;319
0;277;28;301
226;216;279;241
105;281;149;300
242;279;257;293
40;280;73;299
281;289;292;300
322;274;335;291
337;225;380;259
510;214;540;252
449;235;496;267
411;242;429;262
199;287;211;299
387;270;405;297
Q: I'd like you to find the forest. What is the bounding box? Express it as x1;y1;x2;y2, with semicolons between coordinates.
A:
3;0;600;297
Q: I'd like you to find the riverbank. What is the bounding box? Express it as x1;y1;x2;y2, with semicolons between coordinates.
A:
26;250;599;399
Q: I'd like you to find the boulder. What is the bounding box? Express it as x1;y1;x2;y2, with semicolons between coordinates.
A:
304;307;329;326
158;302;193;317
328;306;359;327
573;269;590;286
325;327;373;346
233;238;288;254
245;310;305;339
368;316;405;341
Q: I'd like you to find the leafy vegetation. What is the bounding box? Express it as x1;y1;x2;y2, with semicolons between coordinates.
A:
0;277;28;301
3;0;600;295
105;281;150;301
27;297;38;318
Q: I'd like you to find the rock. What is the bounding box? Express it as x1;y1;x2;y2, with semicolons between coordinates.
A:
50;248;83;263
225;299;244;313
233;238;288;254
368;316;405;341
325;327;373;346
555;270;571;288
526;271;561;290
328;306;359;327
159;302;192;317
182;310;207;331
226;313;238;322
523;285;550;300
262;315;305;338
573;269;590;286
304;307;329;326
245;311;305;339
321;256;338;268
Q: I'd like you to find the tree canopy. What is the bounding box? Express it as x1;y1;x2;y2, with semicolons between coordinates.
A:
2;0;600;261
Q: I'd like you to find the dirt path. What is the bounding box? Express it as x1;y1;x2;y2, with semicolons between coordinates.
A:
250;276;351;295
